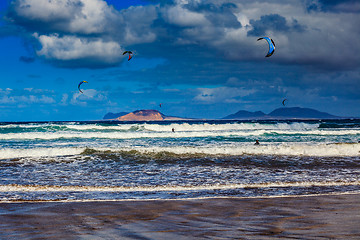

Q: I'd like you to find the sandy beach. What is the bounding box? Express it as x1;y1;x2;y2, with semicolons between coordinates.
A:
0;193;359;239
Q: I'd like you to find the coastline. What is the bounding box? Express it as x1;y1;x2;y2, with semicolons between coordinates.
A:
1;193;359;239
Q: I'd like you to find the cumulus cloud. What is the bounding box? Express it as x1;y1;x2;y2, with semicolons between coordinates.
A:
4;0;360;70
71;89;109;106
194;86;256;104
162;4;209;27
305;0;360;13
7;0;125;68
0;88;56;104
33;33;123;67
120;5;158;44
7;0;120;34
247;14;305;36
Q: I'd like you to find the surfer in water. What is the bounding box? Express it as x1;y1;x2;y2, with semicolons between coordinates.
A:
254;140;260;145
172;128;175;133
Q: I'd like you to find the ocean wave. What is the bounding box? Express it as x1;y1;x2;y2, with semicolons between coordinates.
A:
1;142;360;160
81;144;360;157
2;121;360;133
0;123;134;132
2;180;360;193
141;122;320;132
1;128;360;141
0;121;320;131
0;147;85;160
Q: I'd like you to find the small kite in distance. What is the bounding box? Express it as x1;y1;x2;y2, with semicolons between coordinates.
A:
123;51;133;61
257;37;275;57
78;81;88;93
282;99;287;106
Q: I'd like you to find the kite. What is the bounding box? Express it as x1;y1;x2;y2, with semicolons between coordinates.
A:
123;51;133;61
257;37;275;57
282;99;287;106
78;81;88;93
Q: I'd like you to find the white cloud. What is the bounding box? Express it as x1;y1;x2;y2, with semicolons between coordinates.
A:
162;5;209;27
7;0;360;69
0;94;55;104
9;0;119;34
121;5;158;44
71;89;108;105
155;0;360;69
194;86;256;104
34;33;123;64
0;96;15;104
60;93;69;105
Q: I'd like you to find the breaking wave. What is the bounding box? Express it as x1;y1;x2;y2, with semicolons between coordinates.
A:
1;142;360;160
3;180;360;192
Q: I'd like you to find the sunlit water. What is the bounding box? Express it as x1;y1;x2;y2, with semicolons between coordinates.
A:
1;119;360;201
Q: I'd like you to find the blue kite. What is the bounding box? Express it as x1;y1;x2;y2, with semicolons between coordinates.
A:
257;37;275;57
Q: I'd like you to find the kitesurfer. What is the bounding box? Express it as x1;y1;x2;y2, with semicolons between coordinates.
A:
254;140;260;145
172;128;175;133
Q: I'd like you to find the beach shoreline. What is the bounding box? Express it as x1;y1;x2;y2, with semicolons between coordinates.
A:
1;193;359;239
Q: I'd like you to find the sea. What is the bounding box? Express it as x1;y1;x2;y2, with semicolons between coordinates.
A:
0;119;360;202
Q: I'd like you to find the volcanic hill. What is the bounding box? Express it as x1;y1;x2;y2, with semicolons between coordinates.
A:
223;107;340;120
109;110;188;121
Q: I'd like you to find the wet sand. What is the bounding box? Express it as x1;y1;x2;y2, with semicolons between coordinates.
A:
0;193;360;239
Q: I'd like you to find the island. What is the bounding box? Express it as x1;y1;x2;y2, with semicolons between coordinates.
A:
104;109;190;121
223;107;341;120
103;107;344;121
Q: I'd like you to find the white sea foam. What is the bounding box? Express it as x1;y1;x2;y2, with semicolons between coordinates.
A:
1;180;360;192
0;123;133;131
0;122;320;131
128;143;360;157
0;130;261;140
0;147;85;159
0;128;359;140
1;142;359;159
142;122;320;132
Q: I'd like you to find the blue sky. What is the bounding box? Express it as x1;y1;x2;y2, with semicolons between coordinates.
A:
0;0;359;121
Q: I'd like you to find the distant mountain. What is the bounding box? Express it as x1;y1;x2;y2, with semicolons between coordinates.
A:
268;107;337;119
103;112;128;120
104;107;341;121
223;110;266;119
104;110;191;121
223;107;340;120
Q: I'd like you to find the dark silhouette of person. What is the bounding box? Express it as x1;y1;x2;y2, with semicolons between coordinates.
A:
172;128;175;133
254;140;260;145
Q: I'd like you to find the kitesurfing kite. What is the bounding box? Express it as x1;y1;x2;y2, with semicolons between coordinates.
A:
282;99;287;106
123;51;133;61
257;37;275;57
78;81;88;93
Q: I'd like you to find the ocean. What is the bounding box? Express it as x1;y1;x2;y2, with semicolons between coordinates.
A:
1;119;360;202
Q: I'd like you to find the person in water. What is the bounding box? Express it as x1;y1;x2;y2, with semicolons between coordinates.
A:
172;128;175;133
254;140;260;145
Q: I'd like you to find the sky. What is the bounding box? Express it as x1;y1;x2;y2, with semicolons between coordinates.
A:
0;0;359;121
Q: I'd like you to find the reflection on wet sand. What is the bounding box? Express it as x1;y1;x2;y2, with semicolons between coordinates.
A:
0;193;359;239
